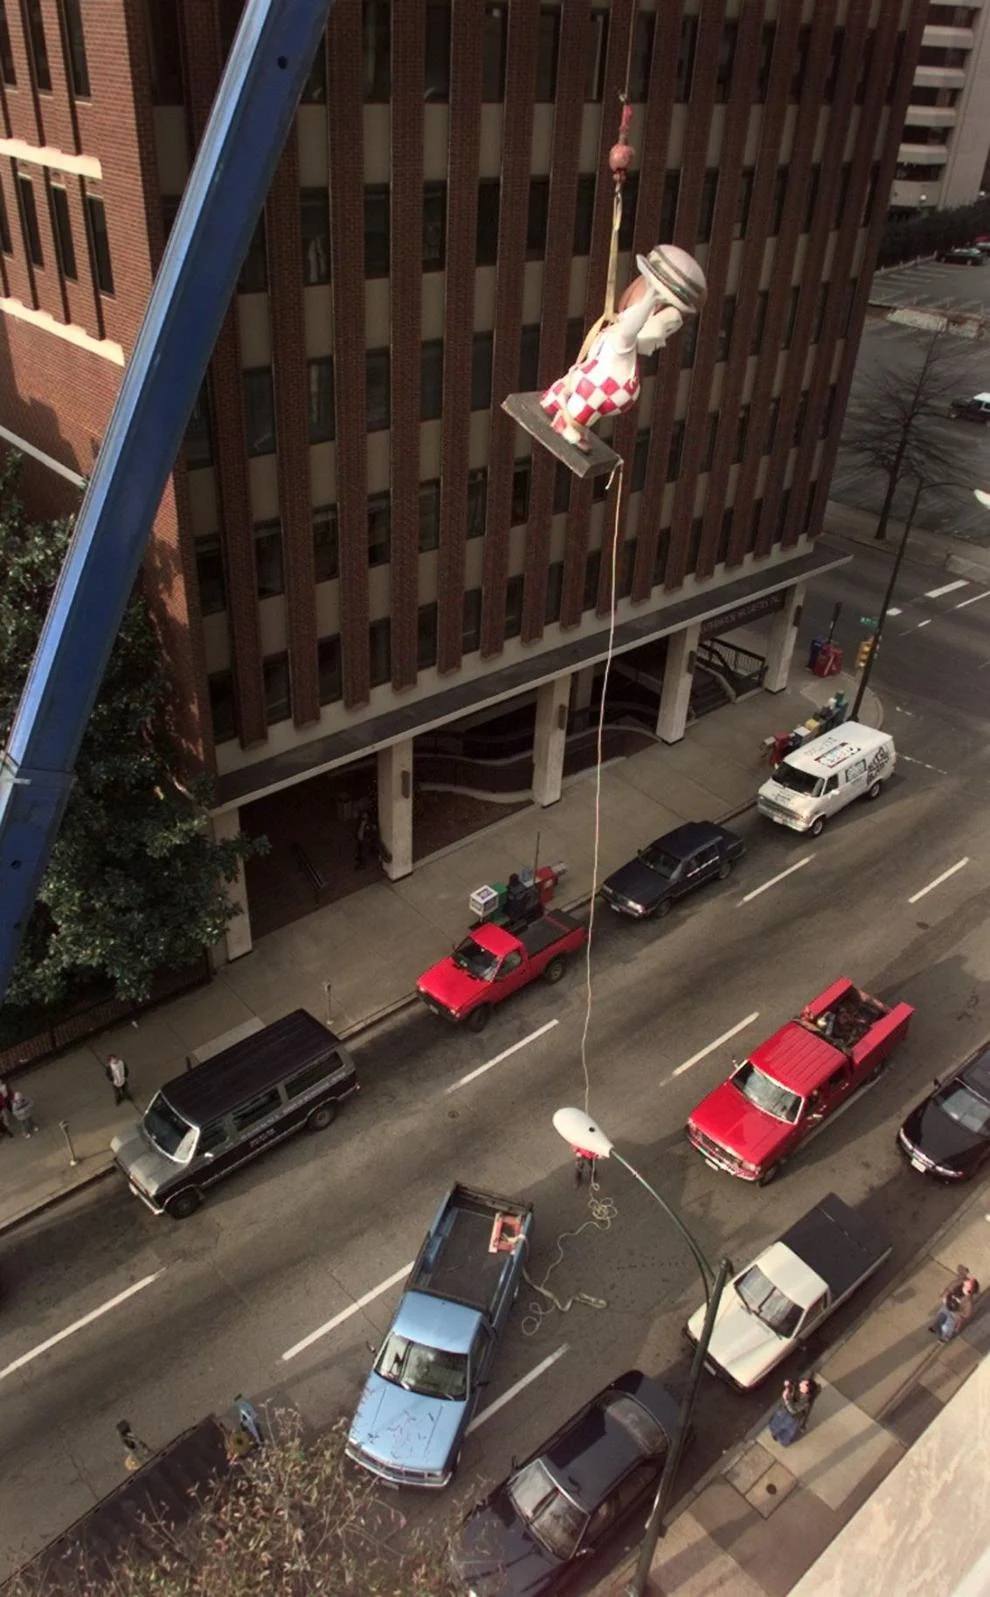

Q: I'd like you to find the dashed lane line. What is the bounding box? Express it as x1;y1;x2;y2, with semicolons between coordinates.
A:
738;856;814;904
954;589;990;611
908;858;970;906
445;1019;559;1094
923;580;969;600
669;1013;761;1079
466;1346;568;1434
0;1271;166;1384
281;1263;413;1362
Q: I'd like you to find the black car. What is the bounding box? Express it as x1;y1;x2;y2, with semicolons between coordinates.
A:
600;821;744;919
936;246;984;266
451;1371;678;1596
898;1044;990;1182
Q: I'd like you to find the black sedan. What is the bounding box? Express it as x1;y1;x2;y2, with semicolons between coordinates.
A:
936;246;984;266
600;821;744;919
898;1042;990;1181
451;1371;678;1596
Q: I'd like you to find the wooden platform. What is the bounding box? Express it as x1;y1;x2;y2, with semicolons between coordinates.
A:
501;390;622;480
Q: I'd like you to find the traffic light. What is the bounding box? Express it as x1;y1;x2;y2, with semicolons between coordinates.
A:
856;637;875;671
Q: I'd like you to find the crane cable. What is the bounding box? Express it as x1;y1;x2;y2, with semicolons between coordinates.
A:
577;47;637;1116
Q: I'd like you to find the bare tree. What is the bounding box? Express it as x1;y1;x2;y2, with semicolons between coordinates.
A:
840;326;974;541
7;1414;466;1597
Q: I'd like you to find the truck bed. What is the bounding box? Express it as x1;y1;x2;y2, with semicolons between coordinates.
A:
780;1192;891;1301
520;909;583;958
412;1185;532;1313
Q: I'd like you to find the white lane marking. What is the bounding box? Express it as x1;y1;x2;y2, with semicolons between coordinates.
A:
466;1345;568;1435
954;589;990;611
915;619;931;629
670;1013;761;1079
908;857;970;905
924;580;968;599
0;1271;166;1384
445;1020;559;1095
739;856;814;904
886;607;902;617
281;1263;413;1362
899;753;949;776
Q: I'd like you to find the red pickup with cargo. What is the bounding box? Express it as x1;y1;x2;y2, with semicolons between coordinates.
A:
417;911;586;1033
686;978;914;1185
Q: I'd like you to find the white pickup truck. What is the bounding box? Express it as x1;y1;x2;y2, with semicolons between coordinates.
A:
686;1194;891;1390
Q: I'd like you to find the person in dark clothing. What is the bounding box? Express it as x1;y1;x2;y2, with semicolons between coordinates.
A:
931;1275;979;1342
354;808;372;870
768;1377;817;1446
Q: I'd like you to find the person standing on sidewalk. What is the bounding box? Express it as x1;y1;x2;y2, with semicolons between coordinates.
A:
106;1053;131;1106
931;1275;979;1343
10;1090;37;1138
769;1378;814;1446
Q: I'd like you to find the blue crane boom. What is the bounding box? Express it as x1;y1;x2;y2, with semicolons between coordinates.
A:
0;0;334;999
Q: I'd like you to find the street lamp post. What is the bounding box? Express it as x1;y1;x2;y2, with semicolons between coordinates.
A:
551;1110;732;1597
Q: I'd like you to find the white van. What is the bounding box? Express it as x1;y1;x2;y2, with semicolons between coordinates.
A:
757;722;895;837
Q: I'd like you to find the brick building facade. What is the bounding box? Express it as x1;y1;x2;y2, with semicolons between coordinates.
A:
0;0;925;957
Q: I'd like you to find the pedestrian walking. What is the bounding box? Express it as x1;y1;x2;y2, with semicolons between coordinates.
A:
10;1090;36;1138
0;1080;14;1138
931;1275;979;1343
117;1419;152;1472
234;1394;264;1447
105;1053;131;1106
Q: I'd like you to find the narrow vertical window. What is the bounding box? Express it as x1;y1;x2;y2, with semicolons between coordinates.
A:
300;190;330;285
586;10;609;101
17;177;44;266
50;185;77;279
145;0;183;103
715;21;737;103
425;2;451;100
481;3;506;100
535;8;559;102
675;16;697;101
0;183;11;254
363;1;390;100
25;0;51;89
62;0;91;96
0;2;16;84
628;12;654;102
86;195;114;293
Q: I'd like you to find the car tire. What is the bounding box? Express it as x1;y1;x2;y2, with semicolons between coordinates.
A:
466;1005;491;1033
166;1189;202;1220
808;815;826;838
865;780;882;801
544;954;568;984
653;897;672;919
758;1162;781;1188
717;857;734;881
308;1102;337;1131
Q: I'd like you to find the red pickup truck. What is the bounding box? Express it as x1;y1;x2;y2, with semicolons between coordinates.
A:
417;911;586;1033
686;978;914;1184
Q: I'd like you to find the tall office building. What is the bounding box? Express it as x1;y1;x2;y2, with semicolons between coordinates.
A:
0;1;924;957
890;0;990;216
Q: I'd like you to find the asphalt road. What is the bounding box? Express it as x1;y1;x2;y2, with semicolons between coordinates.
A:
1;546;988;1587
833;315;990;544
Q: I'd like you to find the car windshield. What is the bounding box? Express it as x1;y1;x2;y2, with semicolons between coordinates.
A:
734;1265;803;1337
508;1458;587;1561
604;1393;668;1457
935;1084;990;1136
639;845;679;877
732;1061;802;1123
452;937;499;982
142;1093;197;1163
375;1332;468;1400
772;763;820;796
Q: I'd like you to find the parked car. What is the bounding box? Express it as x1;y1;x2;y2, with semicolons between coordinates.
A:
417;910;586;1032
686;978;914;1184
898;1041;990;1181
600;821;744;920
757;721;895;837
685;1193;891;1389
949;393;990;426
451;1370;679;1595
111;1010;358;1218
936;246;984;266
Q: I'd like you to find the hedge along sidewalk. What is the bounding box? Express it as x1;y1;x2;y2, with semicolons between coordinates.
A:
0;669;873;1236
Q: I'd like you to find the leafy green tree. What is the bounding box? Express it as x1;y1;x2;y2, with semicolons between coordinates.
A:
8;1415;465;1597
0;451;260;1011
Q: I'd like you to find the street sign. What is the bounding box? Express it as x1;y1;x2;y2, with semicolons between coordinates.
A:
859;616;878;626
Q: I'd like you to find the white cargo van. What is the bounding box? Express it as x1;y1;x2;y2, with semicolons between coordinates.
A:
757;722;895;837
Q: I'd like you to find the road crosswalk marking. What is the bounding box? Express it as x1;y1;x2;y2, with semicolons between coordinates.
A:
924;580;969;599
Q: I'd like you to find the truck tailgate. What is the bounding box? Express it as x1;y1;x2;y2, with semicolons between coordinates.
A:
850;1001;914;1070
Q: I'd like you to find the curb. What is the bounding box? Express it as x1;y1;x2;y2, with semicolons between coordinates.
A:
0;1162;116;1238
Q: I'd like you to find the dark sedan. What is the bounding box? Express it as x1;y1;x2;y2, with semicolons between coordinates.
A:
936;246;984;266
451;1371;678;1596
898;1043;990;1181
600;821;744;919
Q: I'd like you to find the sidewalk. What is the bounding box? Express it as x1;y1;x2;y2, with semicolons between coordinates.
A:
0;666;875;1234
594;1185;990;1597
824;498;990;583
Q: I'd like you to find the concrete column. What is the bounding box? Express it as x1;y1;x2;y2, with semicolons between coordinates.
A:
211;808;253;964
657;622;700;744
571;665;596;714
532;672;571;807
764;582;806;694
378;739;414;880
